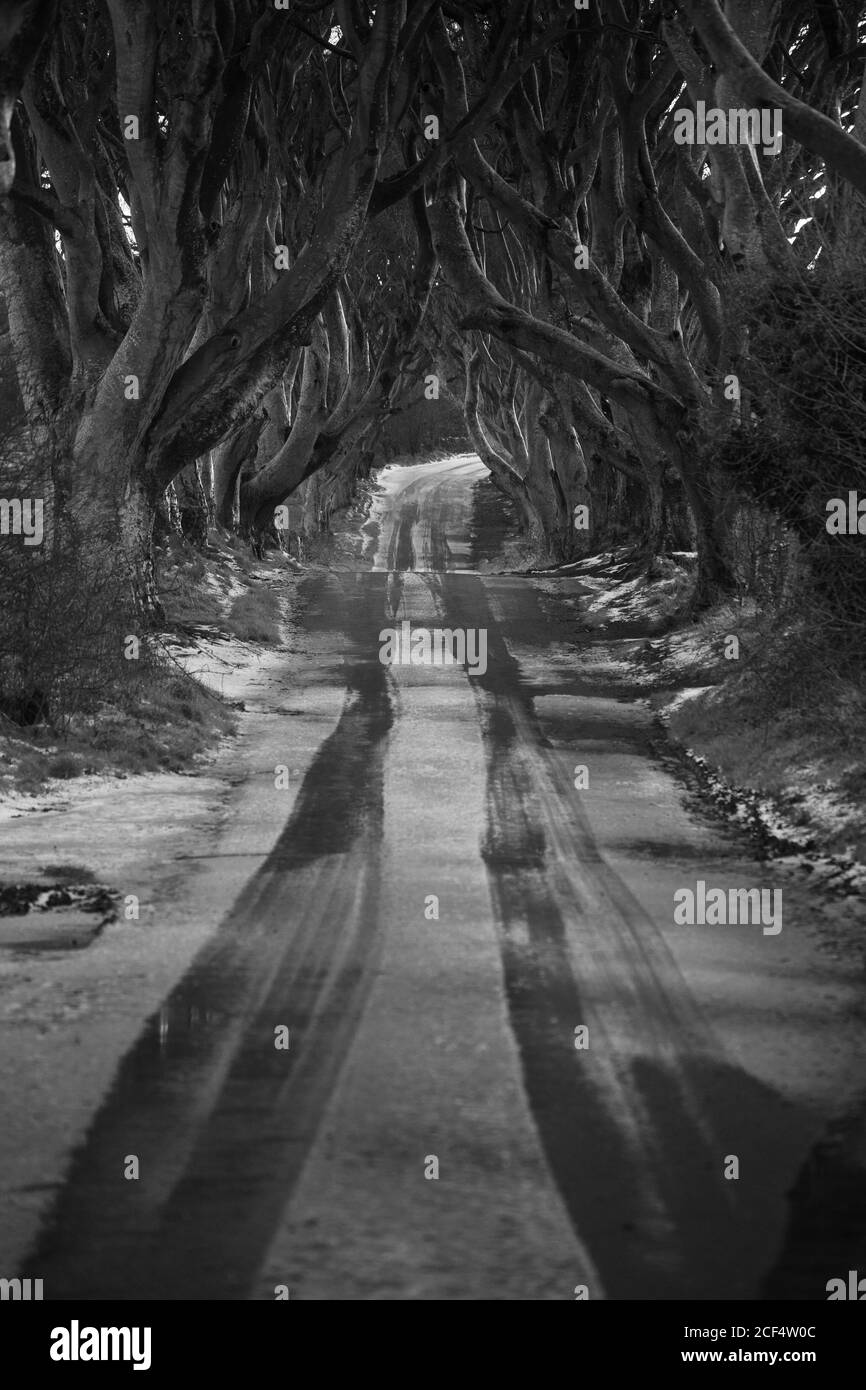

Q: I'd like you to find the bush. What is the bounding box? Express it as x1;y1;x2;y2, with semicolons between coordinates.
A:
0;444;140;730
693;248;866;679
225;589;282;644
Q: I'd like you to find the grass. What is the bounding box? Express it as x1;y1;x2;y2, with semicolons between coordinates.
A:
82;663;237;772
0;658;237;795
159;534;285;644
158;541;225;630
39;864;98;883
0;531;291;797
47;750;85;779
546;552;866;864
647;608;866;861
225;589;282;644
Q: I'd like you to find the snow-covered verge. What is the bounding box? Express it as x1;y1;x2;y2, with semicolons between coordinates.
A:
0;545;350;1270
538;549;866;904
0;533;291;799
654;697;866;898
0;535;307;943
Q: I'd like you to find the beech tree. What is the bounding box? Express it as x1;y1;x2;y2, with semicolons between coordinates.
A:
420;1;866;597
1;0;410;613
1;0;864;618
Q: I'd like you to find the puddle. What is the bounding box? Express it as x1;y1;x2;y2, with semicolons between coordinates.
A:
0;881;120;951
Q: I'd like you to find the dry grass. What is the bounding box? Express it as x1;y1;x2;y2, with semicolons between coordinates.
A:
650;609;866;861
225;589;282;644
0;659;236;796
0;531;289;796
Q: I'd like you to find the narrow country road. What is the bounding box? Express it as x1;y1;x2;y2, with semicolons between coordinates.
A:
22;454;865;1301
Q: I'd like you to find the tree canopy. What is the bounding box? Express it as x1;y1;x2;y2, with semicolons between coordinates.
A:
2;0;865;615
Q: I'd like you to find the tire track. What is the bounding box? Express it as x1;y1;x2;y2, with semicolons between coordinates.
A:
443;570;800;1299
24;574;394;1300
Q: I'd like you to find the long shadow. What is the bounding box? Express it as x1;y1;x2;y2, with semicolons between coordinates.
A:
446;570;812;1299
393;501;418;571
761;1095;866;1300
24;573;394;1299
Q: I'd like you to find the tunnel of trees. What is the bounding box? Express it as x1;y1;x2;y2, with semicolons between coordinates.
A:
1;0;865;721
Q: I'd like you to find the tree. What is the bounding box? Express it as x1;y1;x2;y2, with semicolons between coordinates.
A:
2;1;408;614
2;0;865;622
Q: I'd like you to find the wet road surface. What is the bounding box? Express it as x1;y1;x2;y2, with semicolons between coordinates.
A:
21;455;866;1300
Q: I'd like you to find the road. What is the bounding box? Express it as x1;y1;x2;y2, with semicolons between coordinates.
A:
22;454;866;1300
